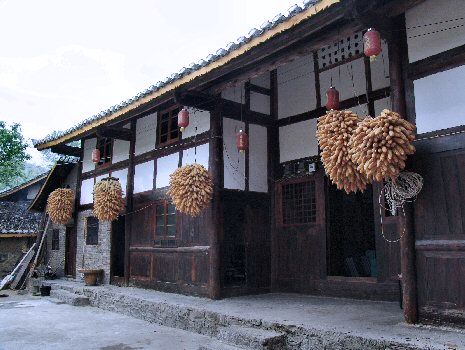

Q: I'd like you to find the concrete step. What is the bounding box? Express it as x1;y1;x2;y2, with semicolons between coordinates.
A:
217;325;286;350
49;289;89;306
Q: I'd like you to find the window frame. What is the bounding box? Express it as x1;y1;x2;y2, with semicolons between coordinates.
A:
276;177;317;228
153;200;178;247
51;229;60;250
85;216;99;245
157;105;180;147
96;136;113;168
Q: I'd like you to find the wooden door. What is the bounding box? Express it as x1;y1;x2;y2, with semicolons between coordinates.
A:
273;169;326;292
111;216;125;280
64;226;76;277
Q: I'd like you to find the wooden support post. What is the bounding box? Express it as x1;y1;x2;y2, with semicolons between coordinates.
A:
269;69;280;290
208;99;223;299
124;120;137;286
71;141;84;278
388;15;418;324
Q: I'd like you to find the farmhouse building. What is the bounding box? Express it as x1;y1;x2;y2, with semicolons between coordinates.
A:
33;0;465;325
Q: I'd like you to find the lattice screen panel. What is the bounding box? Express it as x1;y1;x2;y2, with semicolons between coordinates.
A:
317;31;364;69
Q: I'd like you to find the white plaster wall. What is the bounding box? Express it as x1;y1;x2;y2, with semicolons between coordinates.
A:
181;108;210;139
135;113;157;156
279;119;318;163
406;0;465;62
134;160;154;193
349;103;370;118
277;54;317;119
250;91;270;115
222;83;245;104
111;123;131;163
82;138;96;173
80;178;94;204
319;57;366;102
250;72;270;88
374;97;392;117
414;65;465;133
112;140;130;163
156;153;179;188
249;124;268;193
111;168;128;197
182;143;209;169
223;117;245;190
370;40;390;91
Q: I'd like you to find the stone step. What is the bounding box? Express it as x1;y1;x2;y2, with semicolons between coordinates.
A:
198;342;246;350
217;325;286;350
49;289;90;306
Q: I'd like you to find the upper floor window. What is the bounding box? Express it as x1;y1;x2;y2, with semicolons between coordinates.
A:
51;229;60;250
96;137;112;166
86;216;99;245
158;106;180;146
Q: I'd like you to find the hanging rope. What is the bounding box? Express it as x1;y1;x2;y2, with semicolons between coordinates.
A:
378;171;423;243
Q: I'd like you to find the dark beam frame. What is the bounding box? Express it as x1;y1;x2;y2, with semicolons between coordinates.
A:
50;144;81;157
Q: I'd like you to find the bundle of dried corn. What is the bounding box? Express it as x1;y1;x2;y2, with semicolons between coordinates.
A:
46;188;74;225
317;110;368;193
167;164;213;217
349;109;416;182
93;177;125;221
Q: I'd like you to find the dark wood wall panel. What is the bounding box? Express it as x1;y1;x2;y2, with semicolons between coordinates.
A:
128;193;211;296
414;149;465;323
130;252;152;279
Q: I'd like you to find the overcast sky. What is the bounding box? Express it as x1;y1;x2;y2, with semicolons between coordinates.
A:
0;0;298;164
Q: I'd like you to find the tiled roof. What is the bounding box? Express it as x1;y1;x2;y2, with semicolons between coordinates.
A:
0;201;42;235
33;0;336;149
0;173;49;199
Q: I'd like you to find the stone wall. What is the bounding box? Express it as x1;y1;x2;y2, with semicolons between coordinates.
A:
45;222;66;277
75;210;112;284
0;237;30;278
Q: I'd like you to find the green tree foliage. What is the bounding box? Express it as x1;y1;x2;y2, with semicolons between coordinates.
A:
0;121;31;188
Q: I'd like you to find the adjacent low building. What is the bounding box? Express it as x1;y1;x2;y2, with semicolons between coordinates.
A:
0;175;47;278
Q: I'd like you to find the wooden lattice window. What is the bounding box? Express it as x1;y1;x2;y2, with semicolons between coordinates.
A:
86;217;99;245
154;201;177;247
96;137;112;166
157;106;180;146
279;179;316;226
51;229;60;250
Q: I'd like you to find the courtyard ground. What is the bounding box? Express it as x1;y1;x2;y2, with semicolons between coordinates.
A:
0;290;236;350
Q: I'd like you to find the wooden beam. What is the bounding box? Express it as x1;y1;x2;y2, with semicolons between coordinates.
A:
249;83;271;96
408;44;465;80
50;144;81;157
71;140;84;278
208;98;223;299
277;87;390;127
97;127;132;141
388;14;418;324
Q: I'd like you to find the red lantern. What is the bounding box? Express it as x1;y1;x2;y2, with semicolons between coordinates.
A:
178;108;189;132
325;86;340;111
92;149;100;164
236;129;248;153
363;28;382;62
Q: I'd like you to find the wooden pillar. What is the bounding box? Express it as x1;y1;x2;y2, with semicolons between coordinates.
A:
208;99;223;299
269;69;280;290
71;141;84;278
124;120;136;286
388;15;418;324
